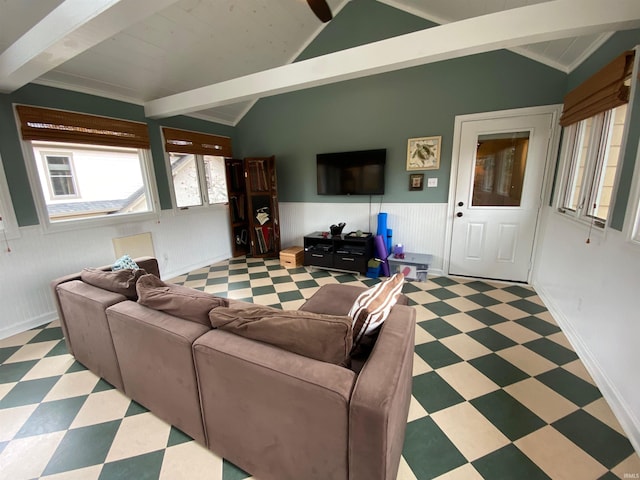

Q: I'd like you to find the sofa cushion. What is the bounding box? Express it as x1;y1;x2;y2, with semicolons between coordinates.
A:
349;273;405;346
209;305;353;365
136;274;228;325
81;267;146;300
113;254;140;271
299;283;410;317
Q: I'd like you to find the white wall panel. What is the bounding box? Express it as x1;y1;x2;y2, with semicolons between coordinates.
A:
0;207;231;339
533;206;640;454
1;201;450;340
279;202;448;273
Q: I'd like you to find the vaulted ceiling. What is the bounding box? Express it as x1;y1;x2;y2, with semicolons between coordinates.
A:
1;0;638;126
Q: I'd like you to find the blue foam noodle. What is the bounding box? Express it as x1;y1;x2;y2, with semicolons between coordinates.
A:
377;212;387;237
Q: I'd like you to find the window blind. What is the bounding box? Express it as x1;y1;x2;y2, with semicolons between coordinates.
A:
162;127;232;157
559;50;634;127
15;105;150;149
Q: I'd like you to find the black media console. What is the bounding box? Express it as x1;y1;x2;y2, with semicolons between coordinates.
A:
303;231;374;274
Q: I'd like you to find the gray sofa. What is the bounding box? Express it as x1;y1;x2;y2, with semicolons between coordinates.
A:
51;257;416;480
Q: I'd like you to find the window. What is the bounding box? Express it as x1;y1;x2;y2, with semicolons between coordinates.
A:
556;50;633;227
169;153;228;208
162;128;231;208
630;138;640;245
42;153;78;198
633;203;640;244
558;104;627;225
16;105;156;226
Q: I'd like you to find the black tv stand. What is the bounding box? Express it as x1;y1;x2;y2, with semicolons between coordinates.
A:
303;231;374;274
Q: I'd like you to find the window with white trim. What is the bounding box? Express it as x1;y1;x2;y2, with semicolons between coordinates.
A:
16;105;156;225
169;153;228;208
162;128;230;209
42;152;79;198
633;208;640;244
556;50;633;227
631;140;640;245
558;104;627;225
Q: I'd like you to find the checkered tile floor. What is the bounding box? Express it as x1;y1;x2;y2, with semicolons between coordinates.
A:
1;256;638;479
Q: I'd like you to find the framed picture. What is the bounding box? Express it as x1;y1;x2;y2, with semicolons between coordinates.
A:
409;173;424;191
407;136;441;171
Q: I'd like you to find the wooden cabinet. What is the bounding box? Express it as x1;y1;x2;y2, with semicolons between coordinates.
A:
303;232;373;274
225;156;280;259
225;159;249;258
244;156;280;258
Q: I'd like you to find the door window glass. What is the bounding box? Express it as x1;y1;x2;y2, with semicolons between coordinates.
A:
473;132;530;207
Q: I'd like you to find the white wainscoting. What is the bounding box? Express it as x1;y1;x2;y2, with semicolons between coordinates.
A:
532;206;640;454
1;201;451;340
278;202;449;274
0;207;232;339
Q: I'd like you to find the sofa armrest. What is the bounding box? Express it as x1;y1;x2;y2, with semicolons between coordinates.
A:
51;256;160;354
349;304;416;480
51;274;85;355
193;330;356;480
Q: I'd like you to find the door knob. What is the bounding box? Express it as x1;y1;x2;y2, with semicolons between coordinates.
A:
456;212;463;218
458;201;464;207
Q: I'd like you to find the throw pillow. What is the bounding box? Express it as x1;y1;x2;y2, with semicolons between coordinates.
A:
136;274;228;325
209;305;353;365
81;267;146;300
348;273;404;346
113;254;139;271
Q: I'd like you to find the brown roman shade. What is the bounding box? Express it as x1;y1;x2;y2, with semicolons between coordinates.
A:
16;105;150;149
560;50;635;127
162;127;232;157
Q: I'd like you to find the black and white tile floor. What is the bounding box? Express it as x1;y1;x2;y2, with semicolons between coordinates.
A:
0;256;638;479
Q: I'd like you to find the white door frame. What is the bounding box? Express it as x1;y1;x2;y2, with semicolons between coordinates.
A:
443;104;563;283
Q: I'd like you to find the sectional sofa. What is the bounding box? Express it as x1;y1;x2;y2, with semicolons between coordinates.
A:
51;256;416;480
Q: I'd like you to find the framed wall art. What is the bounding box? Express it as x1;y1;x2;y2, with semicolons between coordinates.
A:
407;136;441;171
409;173;424;191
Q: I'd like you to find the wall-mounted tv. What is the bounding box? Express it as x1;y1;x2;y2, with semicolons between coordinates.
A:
317;148;386;195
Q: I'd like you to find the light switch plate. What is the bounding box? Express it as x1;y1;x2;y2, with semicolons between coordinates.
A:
427;177;438;188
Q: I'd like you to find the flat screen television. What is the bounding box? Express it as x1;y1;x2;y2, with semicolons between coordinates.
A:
316;148;386;195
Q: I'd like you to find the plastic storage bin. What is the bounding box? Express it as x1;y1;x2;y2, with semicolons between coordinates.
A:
387;253;432;282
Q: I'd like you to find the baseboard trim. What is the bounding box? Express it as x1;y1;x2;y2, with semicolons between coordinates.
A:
161;254;231;281
535;284;640;455
0;311;58;340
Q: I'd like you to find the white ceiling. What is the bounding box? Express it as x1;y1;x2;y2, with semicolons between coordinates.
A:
0;0;630;126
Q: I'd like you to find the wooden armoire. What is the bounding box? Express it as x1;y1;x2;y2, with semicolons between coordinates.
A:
225;156;280;258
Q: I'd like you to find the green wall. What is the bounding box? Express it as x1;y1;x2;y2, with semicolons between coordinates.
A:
0;84;236;226
2;1;637;229
236;0;566;203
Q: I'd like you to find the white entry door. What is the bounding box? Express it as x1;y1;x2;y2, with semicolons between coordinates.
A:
449;111;554;282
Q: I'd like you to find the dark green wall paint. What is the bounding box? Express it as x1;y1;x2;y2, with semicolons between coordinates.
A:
1;1;636;228
568;30;640;90
296;0;436;61
0;95;38;225
0;84;235;225
236;0;566;203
